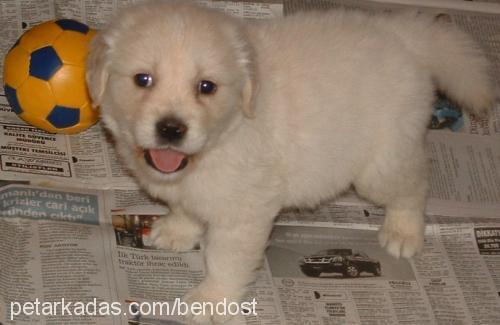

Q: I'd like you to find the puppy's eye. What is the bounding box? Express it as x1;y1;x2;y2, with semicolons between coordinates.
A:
198;80;217;95
134;73;154;88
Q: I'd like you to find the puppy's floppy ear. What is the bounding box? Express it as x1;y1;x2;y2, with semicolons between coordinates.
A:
86;32;112;108
242;72;258;119
229;24;258;119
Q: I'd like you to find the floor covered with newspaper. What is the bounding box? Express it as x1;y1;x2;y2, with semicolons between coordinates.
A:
1;0;500;324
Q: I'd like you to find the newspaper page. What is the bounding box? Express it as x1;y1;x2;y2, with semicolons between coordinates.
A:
267;224;436;324
0;181;284;324
267;218;500;325
0;182;119;324
3;180;500;324
426;131;500;218
2;0;500;324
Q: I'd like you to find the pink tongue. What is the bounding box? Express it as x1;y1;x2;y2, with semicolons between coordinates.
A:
147;148;186;173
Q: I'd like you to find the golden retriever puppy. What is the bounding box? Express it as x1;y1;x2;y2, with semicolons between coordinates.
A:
87;2;495;323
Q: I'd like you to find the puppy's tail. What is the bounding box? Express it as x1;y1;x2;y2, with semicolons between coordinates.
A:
396;14;497;115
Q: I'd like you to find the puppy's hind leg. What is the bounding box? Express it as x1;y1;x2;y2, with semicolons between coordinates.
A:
152;206;205;252
378;194;426;259
354;143;428;259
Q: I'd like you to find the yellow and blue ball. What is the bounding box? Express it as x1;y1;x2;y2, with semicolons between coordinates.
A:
3;19;99;134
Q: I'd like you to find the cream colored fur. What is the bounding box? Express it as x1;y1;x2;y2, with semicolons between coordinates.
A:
87;3;496;324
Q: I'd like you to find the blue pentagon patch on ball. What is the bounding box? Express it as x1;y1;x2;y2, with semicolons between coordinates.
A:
30;46;63;81
4;84;23;114
55;19;89;34
47;105;80;128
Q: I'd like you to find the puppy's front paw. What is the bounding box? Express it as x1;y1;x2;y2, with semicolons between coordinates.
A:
151;215;203;252
378;211;424;259
183;281;244;325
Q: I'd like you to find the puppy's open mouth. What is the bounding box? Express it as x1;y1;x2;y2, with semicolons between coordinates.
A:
143;148;189;174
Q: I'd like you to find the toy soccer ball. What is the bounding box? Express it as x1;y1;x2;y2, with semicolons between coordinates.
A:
3;19;99;134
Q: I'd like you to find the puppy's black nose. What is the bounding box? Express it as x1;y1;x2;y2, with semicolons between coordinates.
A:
156;117;188;143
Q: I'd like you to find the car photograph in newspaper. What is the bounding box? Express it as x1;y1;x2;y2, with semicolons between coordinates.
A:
267;226;414;281
266;225;432;324
300;248;382;278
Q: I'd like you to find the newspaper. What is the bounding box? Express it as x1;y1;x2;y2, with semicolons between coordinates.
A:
1;0;500;324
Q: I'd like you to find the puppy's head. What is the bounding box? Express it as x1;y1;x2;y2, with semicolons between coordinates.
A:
87;3;255;182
